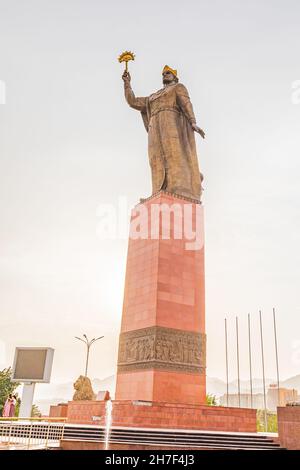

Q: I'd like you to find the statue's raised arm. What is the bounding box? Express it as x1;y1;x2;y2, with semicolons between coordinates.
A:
122;71;147;112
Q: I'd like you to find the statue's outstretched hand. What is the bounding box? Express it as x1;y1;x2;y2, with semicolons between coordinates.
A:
192;123;205;139
122;71;131;84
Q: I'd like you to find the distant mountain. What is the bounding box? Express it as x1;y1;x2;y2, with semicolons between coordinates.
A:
207;375;300;397
92;376;116;394
35;398;66;415
206;377;274;396
206;377;227;396
281;375;300;391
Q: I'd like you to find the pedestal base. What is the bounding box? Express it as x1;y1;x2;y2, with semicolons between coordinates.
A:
66;400;257;433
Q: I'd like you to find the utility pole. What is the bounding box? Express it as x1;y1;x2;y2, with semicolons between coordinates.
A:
75;334;104;377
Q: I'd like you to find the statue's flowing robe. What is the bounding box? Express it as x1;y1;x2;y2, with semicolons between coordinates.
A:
125;82;202;200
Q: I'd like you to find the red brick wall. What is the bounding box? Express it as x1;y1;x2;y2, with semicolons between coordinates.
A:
278;406;300;449
111;401;256;432
67;401;106;425
49;404;68;418
67;400;256;433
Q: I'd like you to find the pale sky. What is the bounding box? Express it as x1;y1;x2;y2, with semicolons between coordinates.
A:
1;0;300;398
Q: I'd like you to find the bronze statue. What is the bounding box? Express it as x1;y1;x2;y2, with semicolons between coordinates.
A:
122;65;205;201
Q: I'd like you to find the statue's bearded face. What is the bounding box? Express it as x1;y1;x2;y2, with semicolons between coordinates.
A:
162;70;176;85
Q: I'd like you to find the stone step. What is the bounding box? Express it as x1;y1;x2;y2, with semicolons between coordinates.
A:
1;423;282;450
65;437;280;449
65;430;278;444
65;425;273;439
63;426;282;450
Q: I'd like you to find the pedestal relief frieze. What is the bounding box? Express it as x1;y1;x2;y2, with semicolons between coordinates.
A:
117;326;206;374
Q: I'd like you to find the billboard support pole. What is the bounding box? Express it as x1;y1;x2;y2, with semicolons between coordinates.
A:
19;382;36;418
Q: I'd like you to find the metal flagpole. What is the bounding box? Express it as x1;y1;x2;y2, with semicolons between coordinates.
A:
236;317;241;407
225;318;229;407
273;307;280;407
259;310;268;431
248;313;253;408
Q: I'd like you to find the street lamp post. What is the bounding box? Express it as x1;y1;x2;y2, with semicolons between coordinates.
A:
75;334;104;377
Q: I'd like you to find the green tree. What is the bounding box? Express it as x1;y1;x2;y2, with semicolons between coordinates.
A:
15;397;21;417
206;394;218;406
256;409;278;433
31;404;42;418
0;368;20;416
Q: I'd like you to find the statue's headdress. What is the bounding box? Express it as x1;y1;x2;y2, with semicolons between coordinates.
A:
162;65;178;77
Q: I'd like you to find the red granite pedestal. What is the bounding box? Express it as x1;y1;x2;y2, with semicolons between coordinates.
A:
115;191;206;405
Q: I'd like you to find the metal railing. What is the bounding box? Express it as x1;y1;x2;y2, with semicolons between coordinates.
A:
0;417;66;450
